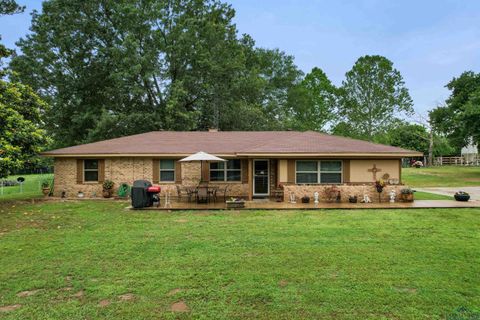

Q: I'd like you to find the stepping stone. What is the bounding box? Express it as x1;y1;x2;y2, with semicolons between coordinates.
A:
0;304;22;312
170;301;189;312
17;289;41;297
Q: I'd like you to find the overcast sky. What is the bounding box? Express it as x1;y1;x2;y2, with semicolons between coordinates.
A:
1;0;480;116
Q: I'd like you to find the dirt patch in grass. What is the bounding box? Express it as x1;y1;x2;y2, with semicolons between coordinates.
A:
60;286;73;291
0;304;22;312
118;293;135;301
167;288;182;296
394;287;417;294
279;280;288;287
72;290;84;298
170;300;189;312
98;299;111;307
17;289;42;297
174;219;188;223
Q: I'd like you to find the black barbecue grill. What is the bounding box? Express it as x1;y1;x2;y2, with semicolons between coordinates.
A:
131;180;161;208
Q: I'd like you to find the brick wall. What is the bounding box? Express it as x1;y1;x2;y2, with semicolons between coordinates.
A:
53;158;248;198
283;184;406;203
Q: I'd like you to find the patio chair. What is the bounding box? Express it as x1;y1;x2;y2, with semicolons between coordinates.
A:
175;185;187;202
197;186;208;203
221;185;230;200
208;187;218;203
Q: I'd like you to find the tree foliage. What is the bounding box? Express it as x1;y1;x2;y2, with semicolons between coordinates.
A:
429;71;480;149
286;67;337;131
0;0;49;178
11;0;303;147
337;55;413;141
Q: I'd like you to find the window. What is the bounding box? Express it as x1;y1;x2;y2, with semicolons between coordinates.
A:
84;159;99;182
210;160;241;182
160;159;175;182
296;160;342;184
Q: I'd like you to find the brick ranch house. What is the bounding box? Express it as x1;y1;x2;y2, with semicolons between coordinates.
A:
42;130;422;202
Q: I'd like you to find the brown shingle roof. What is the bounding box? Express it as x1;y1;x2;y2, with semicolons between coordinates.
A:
42;131;422;157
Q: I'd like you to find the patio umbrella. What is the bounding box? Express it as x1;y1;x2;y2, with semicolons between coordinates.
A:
179;151;226;182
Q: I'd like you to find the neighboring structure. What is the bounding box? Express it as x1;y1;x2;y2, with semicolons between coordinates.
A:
42;130;421;202
461;139;478;164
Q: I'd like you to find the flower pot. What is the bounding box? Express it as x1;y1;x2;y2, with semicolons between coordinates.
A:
42;187;50;196
348;196;357;203
102;190;112;198
454;194;470;202
401;193;414;202
301;196;310;204
376;186;384;193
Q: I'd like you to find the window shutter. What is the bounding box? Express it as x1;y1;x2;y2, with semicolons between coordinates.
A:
202;162;210;182
76;159;83;184
152;159;159;184
287;159;296;184
175;161;182;184
241;159;248;183
98;159;105;183
343;160;350;183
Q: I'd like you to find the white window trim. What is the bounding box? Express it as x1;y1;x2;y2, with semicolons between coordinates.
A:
159;159;176;183
295;160;343;184
84;159;99;182
210;160;242;182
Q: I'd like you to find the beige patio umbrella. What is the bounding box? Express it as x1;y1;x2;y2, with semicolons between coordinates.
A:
179;151;226;183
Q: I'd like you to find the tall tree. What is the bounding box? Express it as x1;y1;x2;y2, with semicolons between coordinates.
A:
11;0;303;147
429;71;480;149
0;0;49;178
337;55;413;140
286;67;337;131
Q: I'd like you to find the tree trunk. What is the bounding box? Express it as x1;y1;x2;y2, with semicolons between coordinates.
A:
428;129;434;166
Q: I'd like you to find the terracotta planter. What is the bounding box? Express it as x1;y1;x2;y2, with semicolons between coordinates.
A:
401;193;414;202
102;190;112;198
42;187;50;196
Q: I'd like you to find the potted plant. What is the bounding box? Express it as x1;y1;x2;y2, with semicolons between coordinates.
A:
41;180;50;196
375;179;386;202
301;195;310;203
400;188;414;202
348;195;358;203
102;180;114;198
454;191;470;202
77;191;85;198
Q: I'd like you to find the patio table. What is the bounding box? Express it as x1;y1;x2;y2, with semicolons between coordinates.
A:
196;185;218;203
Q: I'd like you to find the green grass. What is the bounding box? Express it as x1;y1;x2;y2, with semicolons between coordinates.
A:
1;201;479;319
413;191;452;200
403;166;480;187
0;174;53;202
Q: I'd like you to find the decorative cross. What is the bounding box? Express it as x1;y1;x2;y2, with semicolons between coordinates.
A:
368;164;382;181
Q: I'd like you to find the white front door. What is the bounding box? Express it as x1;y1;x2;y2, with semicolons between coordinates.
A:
253;159;269;196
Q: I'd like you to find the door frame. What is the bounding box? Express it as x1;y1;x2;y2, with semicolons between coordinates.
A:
253;159;270;196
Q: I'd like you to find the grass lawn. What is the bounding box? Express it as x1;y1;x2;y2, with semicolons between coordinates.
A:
403;166;480;188
413;191;452;200
0;201;479;319
0;174;53;202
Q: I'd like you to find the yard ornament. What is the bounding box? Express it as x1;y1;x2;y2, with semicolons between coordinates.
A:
289;192;296;203
389;190;396;203
313;192;319;204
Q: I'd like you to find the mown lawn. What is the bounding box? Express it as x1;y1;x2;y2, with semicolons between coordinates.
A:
403;166;480;187
0;174;53;202
0;201;479;319
413;191;452;200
